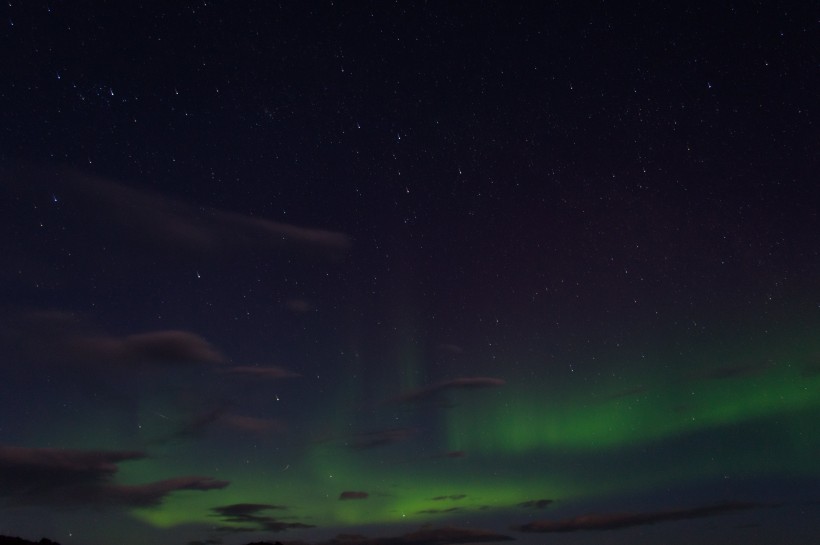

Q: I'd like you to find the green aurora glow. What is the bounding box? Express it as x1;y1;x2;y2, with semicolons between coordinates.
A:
122;328;820;531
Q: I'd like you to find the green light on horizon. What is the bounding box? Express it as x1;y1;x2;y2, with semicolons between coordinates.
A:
447;358;820;454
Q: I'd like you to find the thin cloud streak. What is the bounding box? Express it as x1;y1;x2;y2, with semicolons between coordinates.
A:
514;501;762;532
339;491;369;500
0;446;227;507
210;502;313;533
222;366;302;379
2;166;351;260
277;525;514;544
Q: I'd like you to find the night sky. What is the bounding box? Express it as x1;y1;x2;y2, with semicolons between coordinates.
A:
1;2;819;545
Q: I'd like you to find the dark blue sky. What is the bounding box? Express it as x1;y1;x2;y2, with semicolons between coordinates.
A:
1;3;819;545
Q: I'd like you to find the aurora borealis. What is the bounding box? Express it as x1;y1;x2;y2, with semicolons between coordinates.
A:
1;2;819;545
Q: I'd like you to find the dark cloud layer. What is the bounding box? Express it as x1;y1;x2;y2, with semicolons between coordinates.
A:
514;501;761;532
220;414;288;434
100;476;229;507
277;525;514;545
223;366;302;380
0;446;227;507
417;507;462;515
159;407;228;443
211;502;312;533
431;494;466;501
8;310;225;369
70;330;224;366
516;499;553;509
339;491;369;500
156;406;288;445
2;166;351;261
213;503;287;517
0;537;61;545
441;451;466;459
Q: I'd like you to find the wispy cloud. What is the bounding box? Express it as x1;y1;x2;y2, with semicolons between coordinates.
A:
0;446;227;507
417;507;463;515
9;310;225;368
516;499;553;509
212;502;288;517
436;344;464;355
70;330;224;366
339;491;369;500
220;414;287;434
222;365;302;379
210;502;313;533
278;526;514;544
154;407;288;444
514;501;761;532
3;166;351;260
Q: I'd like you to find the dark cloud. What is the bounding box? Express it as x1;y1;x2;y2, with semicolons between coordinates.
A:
221;414;288;434
339;491;369;500
211;503;312;534
514;501;761;532
70;330;224;366
2;166;351;261
213;503;288;518
0;537;62;545
156;406;288;444
516;499;553;509
349;428;416;450
431;495;466;501
436;344;464;355
154;405;276;444
441;451;466;459
97;476;229;507
155;407;227;444
395;527;513;544
0;445;227;507
0;445;144;486
218;521;314;534
386;378;505;405
285;299;313;314
222;366;302;380
4;311;225;370
276;526;513;545
417;507;462;515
